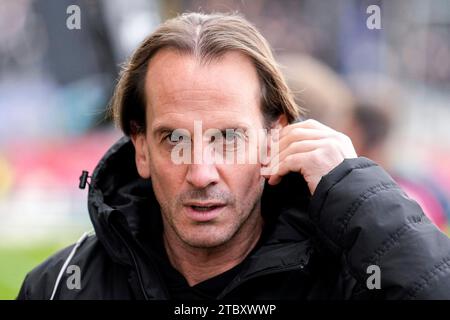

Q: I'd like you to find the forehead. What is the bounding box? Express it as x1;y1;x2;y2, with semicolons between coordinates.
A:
144;49;263;131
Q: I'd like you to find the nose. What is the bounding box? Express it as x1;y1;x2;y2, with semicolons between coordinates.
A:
186;163;220;188
186;145;220;188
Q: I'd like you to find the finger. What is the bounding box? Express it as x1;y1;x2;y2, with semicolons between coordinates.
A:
292;119;335;132
277;119;335;141
268;139;323;173
267;152;311;185
275;127;332;155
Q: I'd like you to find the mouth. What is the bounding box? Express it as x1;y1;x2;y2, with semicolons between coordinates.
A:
189;204;224;211
183;202;227;222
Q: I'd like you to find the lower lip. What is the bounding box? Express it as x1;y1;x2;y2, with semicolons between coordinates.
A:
184;205;226;222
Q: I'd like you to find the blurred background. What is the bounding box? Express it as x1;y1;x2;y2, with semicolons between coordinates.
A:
0;0;449;299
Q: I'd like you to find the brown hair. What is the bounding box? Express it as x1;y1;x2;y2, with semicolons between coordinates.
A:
109;12;302;136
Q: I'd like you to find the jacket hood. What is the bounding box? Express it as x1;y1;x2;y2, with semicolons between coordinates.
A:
87;137;316;296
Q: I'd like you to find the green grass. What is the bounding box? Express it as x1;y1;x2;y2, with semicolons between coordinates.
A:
0;243;70;300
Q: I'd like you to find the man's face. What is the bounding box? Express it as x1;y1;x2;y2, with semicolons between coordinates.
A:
134;49;268;248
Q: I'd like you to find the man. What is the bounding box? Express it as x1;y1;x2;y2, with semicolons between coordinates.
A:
18;12;450;300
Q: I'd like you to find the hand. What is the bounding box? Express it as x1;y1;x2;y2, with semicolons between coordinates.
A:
263;119;357;195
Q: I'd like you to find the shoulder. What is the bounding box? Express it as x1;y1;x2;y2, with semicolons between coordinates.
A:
17;232;120;300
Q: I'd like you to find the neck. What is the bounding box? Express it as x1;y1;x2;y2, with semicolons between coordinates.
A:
163;209;263;286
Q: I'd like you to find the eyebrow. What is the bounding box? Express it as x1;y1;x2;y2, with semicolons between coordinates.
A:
216;125;251;133
152;123;251;137
152;125;176;137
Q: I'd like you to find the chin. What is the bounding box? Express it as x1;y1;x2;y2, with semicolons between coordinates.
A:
177;225;236;249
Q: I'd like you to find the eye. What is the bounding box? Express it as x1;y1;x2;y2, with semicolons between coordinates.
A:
164;131;191;146
223;131;239;145
221;129;246;150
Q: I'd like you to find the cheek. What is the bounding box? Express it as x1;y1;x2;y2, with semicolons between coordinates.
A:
148;139;179;177
148;148;186;203
224;164;264;203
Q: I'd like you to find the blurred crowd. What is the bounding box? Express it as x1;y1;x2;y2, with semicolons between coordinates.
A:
0;0;449;245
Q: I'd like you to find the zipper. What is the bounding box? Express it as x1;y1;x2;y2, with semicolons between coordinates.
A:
111;223;149;300
218;245;313;299
217;261;307;299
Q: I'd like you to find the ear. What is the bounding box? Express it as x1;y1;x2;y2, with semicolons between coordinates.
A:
131;134;151;179
268;114;288;145
271;114;288;130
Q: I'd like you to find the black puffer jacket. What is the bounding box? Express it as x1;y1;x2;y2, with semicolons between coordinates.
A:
17;137;450;300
